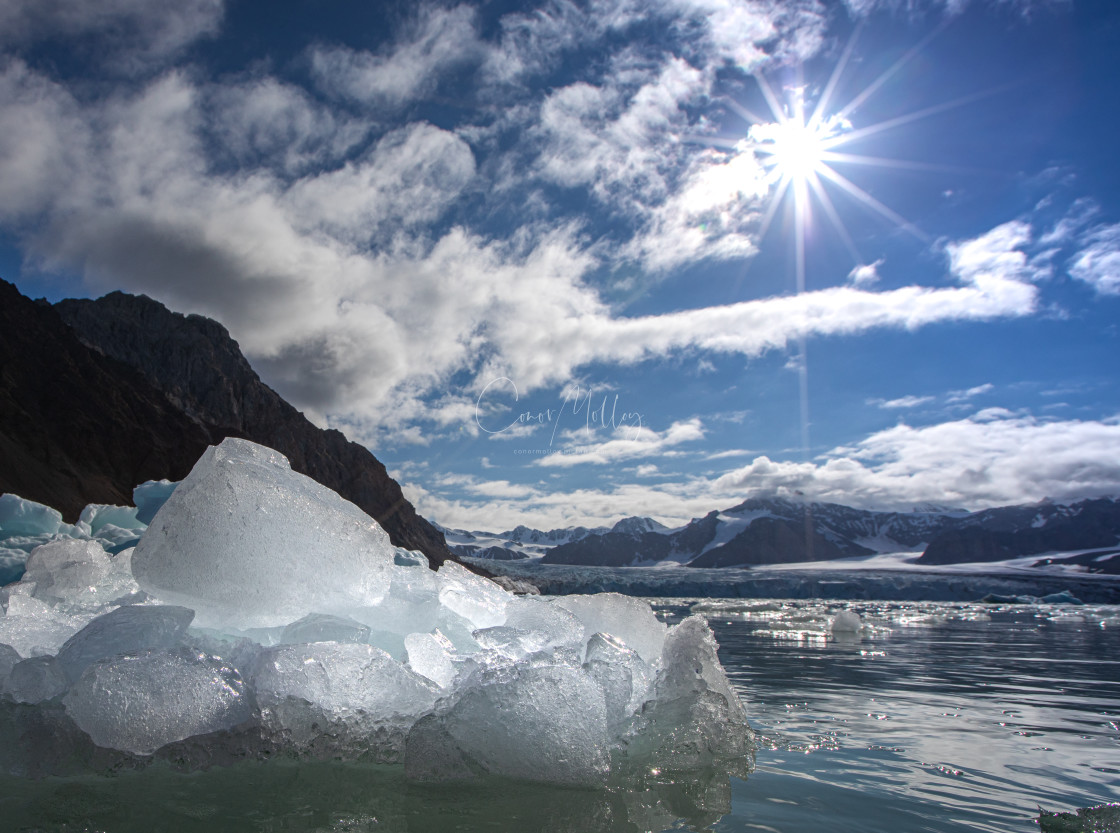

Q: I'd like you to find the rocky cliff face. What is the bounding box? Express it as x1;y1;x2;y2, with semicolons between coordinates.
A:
0;279;213;517
0;281;452;567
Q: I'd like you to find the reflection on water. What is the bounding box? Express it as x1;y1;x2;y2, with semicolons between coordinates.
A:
0;759;737;832
683;599;1120;833
1;599;1118;832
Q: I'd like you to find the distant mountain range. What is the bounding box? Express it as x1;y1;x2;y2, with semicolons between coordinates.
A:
0;279;454;568
444;496;1120;571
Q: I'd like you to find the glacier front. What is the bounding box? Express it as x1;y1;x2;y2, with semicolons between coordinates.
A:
0;438;754;787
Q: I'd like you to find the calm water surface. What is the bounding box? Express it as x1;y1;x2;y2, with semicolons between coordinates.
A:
0;599;1117;832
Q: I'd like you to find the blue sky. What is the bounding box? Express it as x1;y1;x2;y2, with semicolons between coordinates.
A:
1;0;1119;530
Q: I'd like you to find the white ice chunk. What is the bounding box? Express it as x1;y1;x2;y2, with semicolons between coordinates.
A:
251;642;439;756
132;479;178;525
552;593;667;664
63;647;251;754
131;438;396;628
830;610;863;635
78;504;145;535
280;613;371;645
56;605;194;683
624;616;753;772
404;630;457;688
0;494;62;538
471;625;547;661
21;540;112;607
0;593;94;657
3;655;67;703
436;562;509;630
405;663;610;787
502;597;585;651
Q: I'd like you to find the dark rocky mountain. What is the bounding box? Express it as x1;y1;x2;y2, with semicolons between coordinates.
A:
535;496;1120;569
540;498;960;568
1;280;453;567
918;498;1120;565
450;544;529;561
688;517;853;567
0;279;213;517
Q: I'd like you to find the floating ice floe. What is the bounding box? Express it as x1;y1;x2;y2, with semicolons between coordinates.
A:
0;438;754;786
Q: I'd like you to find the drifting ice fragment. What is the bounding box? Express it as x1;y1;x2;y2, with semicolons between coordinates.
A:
131;438;395;627
251;642;439;757
0;494;63;537
830;610;863;635
624;616;753;772
56;605;194;683
3;655;68;703
405;663;611;787
132;480;178;525
21;540;112;607
63;647;251;755
437;561;509;630
552;592;667;663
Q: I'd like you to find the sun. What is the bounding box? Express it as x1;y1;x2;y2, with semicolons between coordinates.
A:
748;92;846;187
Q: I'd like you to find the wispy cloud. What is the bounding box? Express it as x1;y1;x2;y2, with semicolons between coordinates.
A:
309;5;481;107
0;0;224;73
534;418;705;467
871;395;934;409
1069;223;1120;295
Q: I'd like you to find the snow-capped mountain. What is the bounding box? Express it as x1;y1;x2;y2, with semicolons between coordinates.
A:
539;498;967;568
442;496;1120;569
435;522;611;560
918;497;1120;565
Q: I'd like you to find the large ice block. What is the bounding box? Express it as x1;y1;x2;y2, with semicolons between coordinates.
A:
131;438;396;627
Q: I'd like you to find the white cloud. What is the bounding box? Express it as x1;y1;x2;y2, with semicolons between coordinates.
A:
309;5;480;107
947;382;994;403
873;395;934;409
534;418;705;467
284;122;476;244
206;78;372;176
715;412;1120;510
409;411;1120;529
847;258;884;286
1069;223;1120;295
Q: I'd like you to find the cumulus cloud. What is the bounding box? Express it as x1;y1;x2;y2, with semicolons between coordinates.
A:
713;412;1120;511
410;411;1120;529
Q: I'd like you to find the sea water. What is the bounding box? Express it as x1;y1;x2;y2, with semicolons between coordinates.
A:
0;599;1116;832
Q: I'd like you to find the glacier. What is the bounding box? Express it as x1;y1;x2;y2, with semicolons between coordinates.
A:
0;438;754;786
